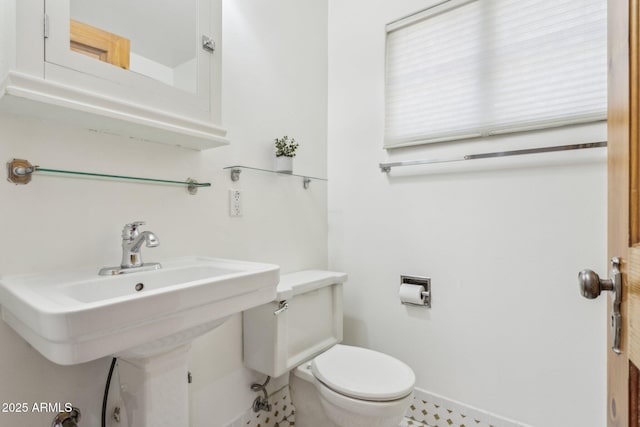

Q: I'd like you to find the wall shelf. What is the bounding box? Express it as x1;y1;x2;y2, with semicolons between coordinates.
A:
7;158;210;195
0;72;229;151
223;165;327;189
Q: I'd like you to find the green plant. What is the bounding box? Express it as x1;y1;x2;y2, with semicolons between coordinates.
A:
274;136;299;157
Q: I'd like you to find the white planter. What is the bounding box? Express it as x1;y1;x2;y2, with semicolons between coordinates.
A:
275;156;293;174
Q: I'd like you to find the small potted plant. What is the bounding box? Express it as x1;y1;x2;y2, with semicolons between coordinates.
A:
274;135;299;174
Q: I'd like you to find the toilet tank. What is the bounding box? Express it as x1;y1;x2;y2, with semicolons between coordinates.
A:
243;270;347;377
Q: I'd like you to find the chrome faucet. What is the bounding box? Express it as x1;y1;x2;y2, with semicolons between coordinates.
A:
121;221;159;268
99;221;162;275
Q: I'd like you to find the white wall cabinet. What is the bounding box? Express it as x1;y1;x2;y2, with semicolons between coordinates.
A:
0;0;227;150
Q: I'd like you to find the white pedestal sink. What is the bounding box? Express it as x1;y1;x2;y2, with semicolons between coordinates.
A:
0;256;279;426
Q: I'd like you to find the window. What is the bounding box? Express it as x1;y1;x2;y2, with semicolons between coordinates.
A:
384;0;607;149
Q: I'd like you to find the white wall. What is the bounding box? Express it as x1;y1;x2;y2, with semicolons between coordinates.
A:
327;1;607;426
0;1;14;81
129;52;175;87
0;1;327;425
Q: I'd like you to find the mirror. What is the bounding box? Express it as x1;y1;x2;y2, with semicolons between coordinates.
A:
69;0;198;93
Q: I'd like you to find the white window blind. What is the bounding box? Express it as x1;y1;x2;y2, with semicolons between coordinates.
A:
384;0;607;148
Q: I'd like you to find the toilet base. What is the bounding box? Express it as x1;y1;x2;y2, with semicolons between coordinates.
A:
291;370;339;427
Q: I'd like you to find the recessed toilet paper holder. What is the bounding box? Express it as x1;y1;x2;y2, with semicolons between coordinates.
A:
400;275;431;308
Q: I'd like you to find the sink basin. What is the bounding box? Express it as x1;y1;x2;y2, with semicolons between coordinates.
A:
0;256;279;365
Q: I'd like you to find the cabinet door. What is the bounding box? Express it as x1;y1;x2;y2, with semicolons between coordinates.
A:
44;0;216;121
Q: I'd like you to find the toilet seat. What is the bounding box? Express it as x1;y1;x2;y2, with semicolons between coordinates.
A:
311;344;415;402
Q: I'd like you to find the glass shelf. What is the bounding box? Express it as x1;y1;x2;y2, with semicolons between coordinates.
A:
223;165;327;189
7;159;210;195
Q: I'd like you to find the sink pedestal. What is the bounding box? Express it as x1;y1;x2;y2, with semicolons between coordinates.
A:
118;344;192;427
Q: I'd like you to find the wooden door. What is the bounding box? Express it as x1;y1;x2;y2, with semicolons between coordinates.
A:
608;0;640;425
69;20;130;69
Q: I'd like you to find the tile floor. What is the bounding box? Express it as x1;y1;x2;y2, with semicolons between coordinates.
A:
403;397;495;427
228;387;508;427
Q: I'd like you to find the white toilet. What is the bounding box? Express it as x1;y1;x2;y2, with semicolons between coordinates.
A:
243;270;415;427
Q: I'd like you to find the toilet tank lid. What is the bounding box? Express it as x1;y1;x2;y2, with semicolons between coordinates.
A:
276;270;347;300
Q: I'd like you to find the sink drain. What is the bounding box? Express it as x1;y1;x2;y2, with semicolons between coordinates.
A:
135;283;144;292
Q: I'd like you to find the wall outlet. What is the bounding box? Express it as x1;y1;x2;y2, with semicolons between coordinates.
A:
229;189;242;217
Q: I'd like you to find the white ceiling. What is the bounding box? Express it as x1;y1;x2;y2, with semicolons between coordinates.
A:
70;0;197;67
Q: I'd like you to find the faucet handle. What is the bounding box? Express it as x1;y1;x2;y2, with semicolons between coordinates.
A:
122;221;146;239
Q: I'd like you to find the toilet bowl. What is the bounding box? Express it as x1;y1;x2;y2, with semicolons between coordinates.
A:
243;270;416;427
291;344;415;427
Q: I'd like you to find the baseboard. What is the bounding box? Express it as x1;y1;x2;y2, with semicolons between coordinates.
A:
403;388;532;427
